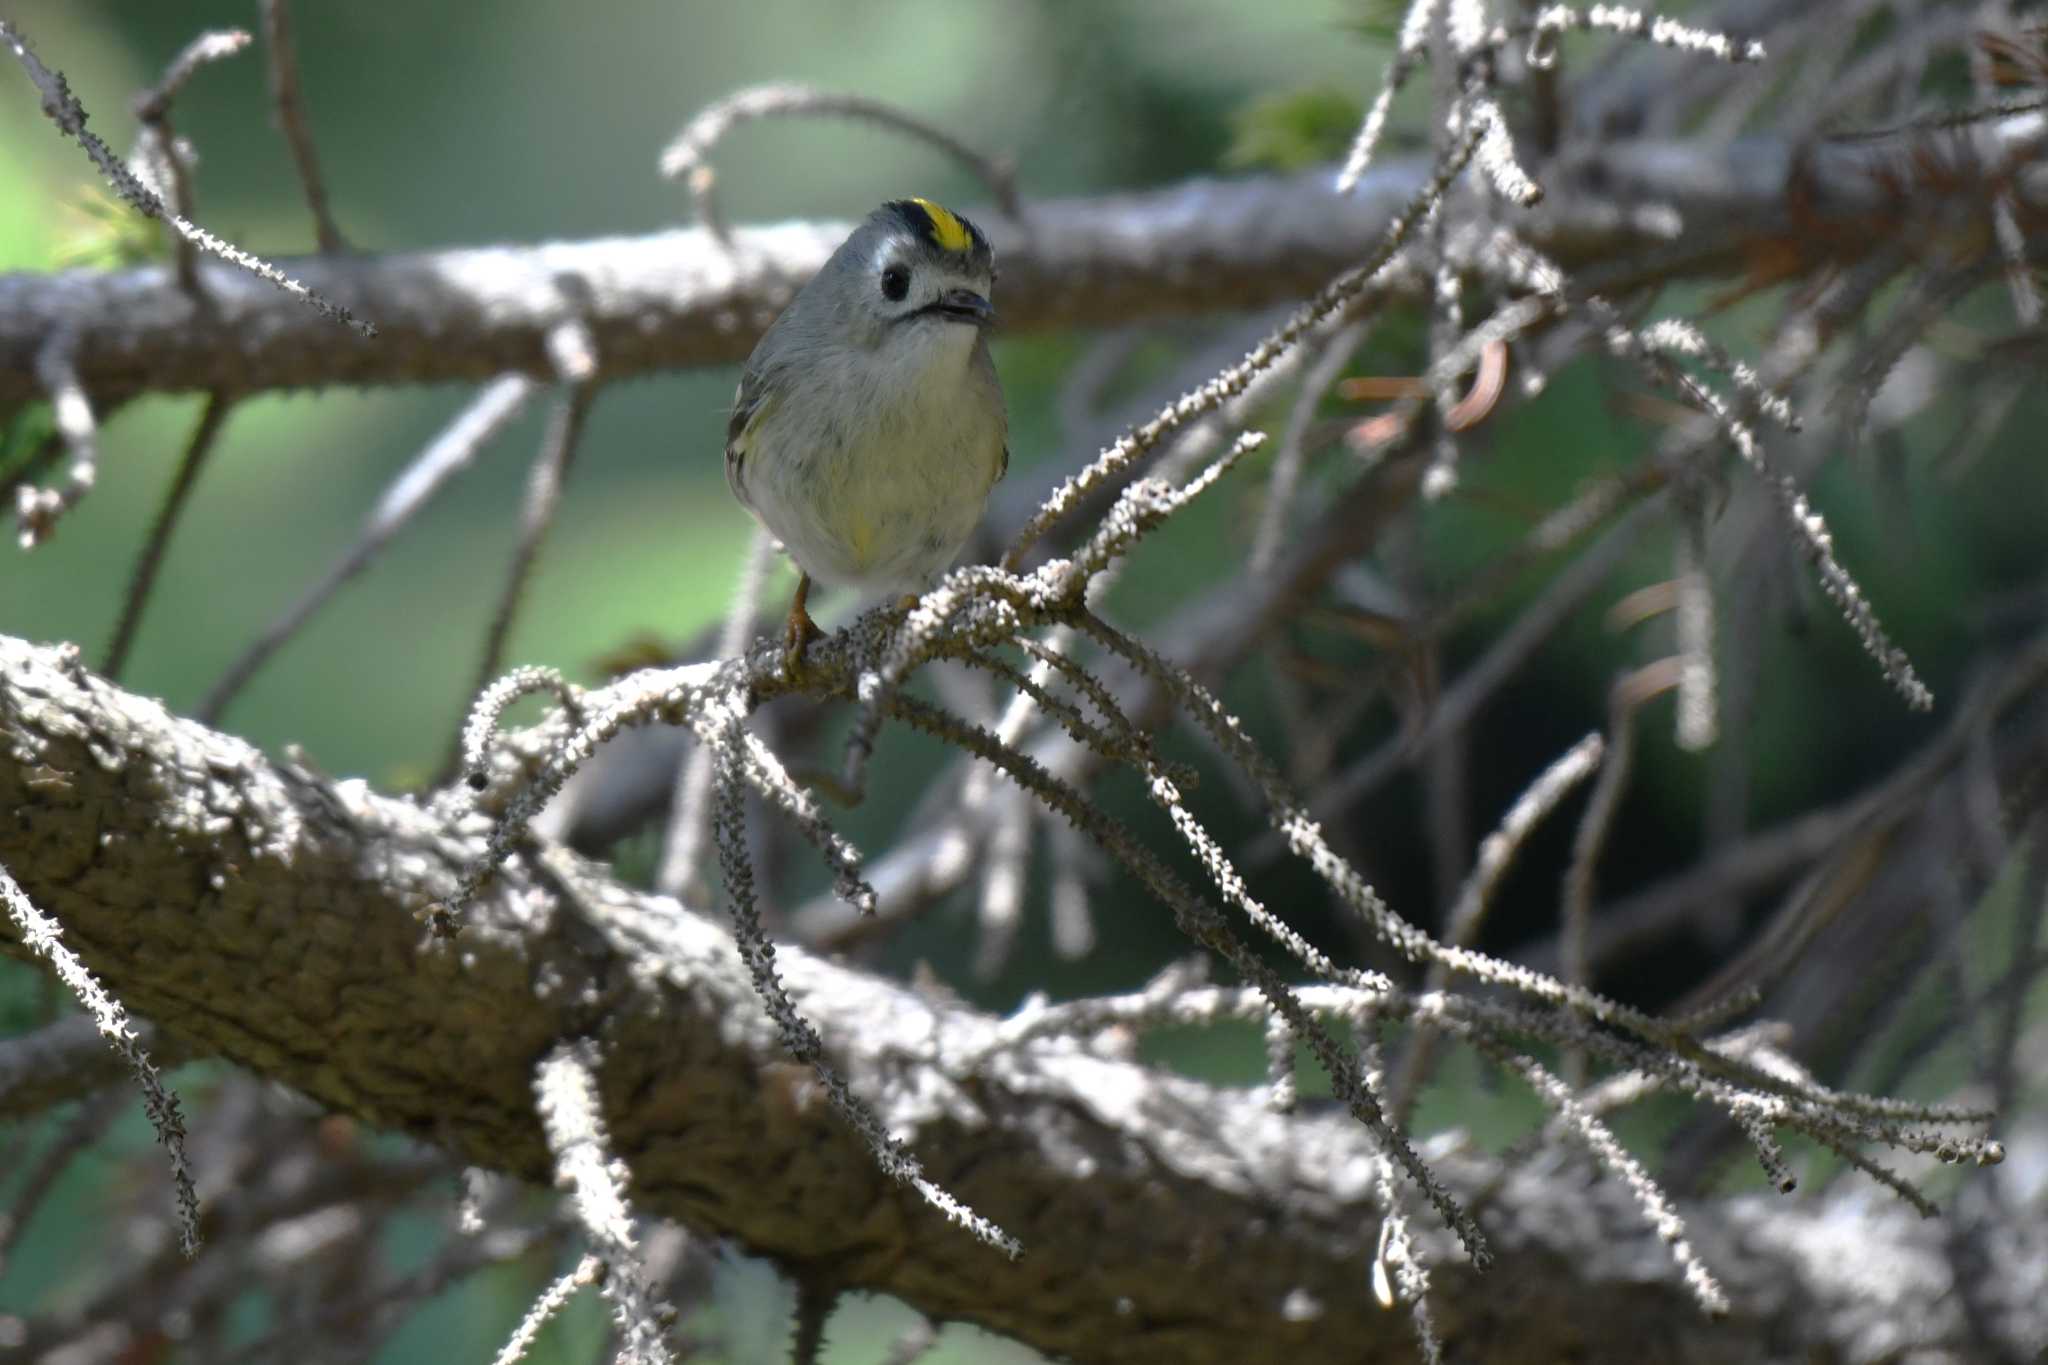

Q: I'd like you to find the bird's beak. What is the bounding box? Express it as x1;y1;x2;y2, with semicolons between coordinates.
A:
935;287;994;325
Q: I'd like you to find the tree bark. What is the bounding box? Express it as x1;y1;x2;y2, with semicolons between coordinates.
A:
2;632;2040;1363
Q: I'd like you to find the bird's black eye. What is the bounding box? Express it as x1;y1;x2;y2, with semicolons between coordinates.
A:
881;264;910;301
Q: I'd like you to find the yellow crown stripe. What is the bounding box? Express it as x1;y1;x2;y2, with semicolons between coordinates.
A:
910;197;973;254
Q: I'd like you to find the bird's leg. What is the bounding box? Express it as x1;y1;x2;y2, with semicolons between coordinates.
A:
783;572;823;670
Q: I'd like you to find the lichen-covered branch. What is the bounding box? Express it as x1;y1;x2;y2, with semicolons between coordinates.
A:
0;632;2042;1363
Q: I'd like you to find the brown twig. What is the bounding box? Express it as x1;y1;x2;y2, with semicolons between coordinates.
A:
258;0;348;253
201;375;534;723
453;341;597;777
131;28;251;294
103;392;233;680
659;83;1021;242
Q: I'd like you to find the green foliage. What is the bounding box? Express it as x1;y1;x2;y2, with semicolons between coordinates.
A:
51;184;169;271
1223;86;1365;171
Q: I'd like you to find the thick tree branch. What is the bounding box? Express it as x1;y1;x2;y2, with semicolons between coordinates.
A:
3;132;2041;411
1;631;2040;1363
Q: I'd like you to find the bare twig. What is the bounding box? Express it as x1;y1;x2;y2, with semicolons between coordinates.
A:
1478;1037;1730;1317
131;29;251;120
456;341;597;770
1004;117;1484;567
1251;323;1364;573
257;0;348;253
534;1041;673;1365
461;665;585;790
1563;662;1679;995
18;326;99;547
1526;4;1767;66
660;83;1021;241
1389;732;1606;1122
1279;501;1658;850
1335;0;1436;194
1;861;199;1255
1673;507;1718;751
104;392;233;680
130;28;251;293
881;686;1489;1267
201;375;534;722
1612;318;1931;710
0;1012;190;1121
0;16;372;335
0;1090;124;1275
489;1254;603;1365
706;689;1017;1256
655;527;772;901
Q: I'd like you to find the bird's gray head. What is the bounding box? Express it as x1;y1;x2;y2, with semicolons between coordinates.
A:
810;197;996;351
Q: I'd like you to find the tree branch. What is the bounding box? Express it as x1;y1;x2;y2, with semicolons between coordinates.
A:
4;130;2041;410
1;631;2039;1363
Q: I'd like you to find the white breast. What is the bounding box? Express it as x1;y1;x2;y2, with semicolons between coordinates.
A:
745;323;1003;596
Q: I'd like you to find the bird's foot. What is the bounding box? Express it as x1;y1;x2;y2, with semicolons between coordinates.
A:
782;603;823;675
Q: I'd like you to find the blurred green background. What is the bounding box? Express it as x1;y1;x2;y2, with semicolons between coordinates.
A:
3;2;2045;1361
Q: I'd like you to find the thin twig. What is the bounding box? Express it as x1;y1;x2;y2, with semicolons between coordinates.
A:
0;1013;189;1121
132;29;251;120
1251;323;1364;573
655;527;772;901
1;861;200;1255
1004;116;1484;567
705;690;1019;1256
1673;506;1718;751
489;1254;604;1365
790;1278;834;1365
1274;501;1657;854
452;344;596;775
660;83;1021;242
1476;1035;1730;1317
461;666;585;790
1559;662;1675;1078
1526;4;1767;66
18;326;98;547
0;16;371;335
0;1089;125;1275
201;375;534;723
1389;732;1606;1122
1613;320;1931;710
534;1041;674;1365
882;688;1488;1267
131;28;251;294
1336;0;1437;194
257;0;348;253
104;392;233;680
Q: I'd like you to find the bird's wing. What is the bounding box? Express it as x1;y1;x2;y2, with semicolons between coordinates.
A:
975;339;1009;487
724;370;775;510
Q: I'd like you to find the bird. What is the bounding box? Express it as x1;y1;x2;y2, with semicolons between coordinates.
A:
724;197;1008;665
